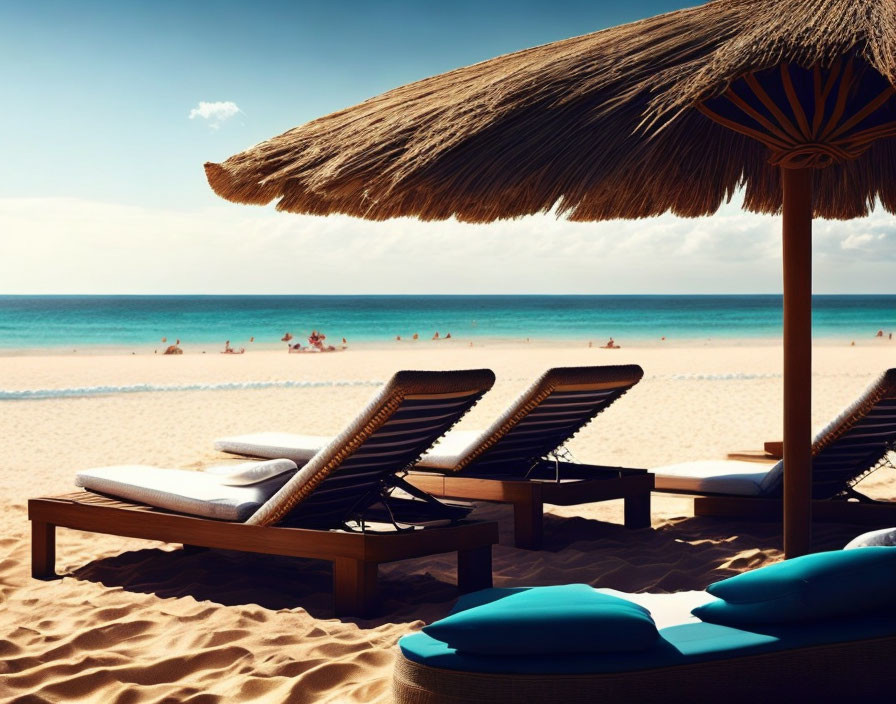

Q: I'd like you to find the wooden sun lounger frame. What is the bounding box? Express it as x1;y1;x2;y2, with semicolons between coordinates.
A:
406;366;653;549
409;462;653;550
686;433;896;524
29;492;497;617
673;369;896;528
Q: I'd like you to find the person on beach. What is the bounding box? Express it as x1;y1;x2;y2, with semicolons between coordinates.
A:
602;338;620;349
309;330;326;350
412;333;419;340
876;329;884;337
281;332;293;342
307;330;336;352
445;332;451;339
433;331;440;340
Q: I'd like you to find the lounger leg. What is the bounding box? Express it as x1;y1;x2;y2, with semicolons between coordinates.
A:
332;558;378;617
457;545;492;593
513;495;544;550
624;491;652;529
31;521;56;580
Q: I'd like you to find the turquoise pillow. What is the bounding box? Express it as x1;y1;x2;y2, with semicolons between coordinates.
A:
422;584;659;655
693;547;896;625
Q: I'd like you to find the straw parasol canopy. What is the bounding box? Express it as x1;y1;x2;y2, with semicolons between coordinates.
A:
206;0;896;557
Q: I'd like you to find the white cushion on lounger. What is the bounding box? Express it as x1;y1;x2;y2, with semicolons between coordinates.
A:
76;461;298;521
202;458;297;486
416;430;486;469
844;527;896;549
650;460;772;496
213;432;331;464
598;589;714;628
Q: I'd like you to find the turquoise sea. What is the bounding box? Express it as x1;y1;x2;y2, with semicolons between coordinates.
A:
1;295;895;351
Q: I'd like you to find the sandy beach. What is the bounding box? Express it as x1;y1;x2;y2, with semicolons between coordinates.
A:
2;342;895;702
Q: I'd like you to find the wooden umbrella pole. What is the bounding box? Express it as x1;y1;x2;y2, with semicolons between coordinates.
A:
781;166;813;558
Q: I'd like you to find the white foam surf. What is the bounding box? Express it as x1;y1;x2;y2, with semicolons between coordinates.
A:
0;379;383;401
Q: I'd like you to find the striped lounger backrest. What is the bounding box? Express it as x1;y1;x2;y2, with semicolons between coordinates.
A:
454;365;644;475
246;369;495;528
759;368;896;499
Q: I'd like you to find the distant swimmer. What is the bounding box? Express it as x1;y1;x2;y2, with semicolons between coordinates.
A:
601;338;620;349
396;335;401;341
412;333;419;340
281;332;293;342
877;329;884;338
433;331;440;340
445;332;451;339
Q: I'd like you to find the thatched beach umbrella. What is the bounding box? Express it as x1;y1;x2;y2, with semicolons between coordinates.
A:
206;0;896;557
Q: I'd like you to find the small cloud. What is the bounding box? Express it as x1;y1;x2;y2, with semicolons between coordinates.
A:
840;233;876;251
189;101;241;129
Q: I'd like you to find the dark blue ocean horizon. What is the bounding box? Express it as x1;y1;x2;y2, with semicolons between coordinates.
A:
0;294;895;350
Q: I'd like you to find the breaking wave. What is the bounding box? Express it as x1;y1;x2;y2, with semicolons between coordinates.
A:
0;379;383;401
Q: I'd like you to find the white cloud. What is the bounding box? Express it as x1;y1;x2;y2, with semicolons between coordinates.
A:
188;101;242;129
0;195;894;294
840;233;876;251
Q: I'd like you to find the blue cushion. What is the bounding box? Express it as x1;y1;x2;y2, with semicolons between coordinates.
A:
422;584;659;655
693;547;896;625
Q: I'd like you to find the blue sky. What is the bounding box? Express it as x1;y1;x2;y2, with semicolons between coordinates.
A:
2;1;895;294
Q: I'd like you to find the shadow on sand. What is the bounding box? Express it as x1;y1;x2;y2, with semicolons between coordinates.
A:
68;503;869;626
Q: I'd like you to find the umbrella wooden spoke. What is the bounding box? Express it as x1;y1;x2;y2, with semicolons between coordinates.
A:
698;58;896;170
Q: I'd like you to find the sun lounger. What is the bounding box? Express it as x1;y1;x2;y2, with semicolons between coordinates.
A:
393;548;896;703
408;366;653;548
652;368;896;523
216;366;652;549
29;370;499;616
